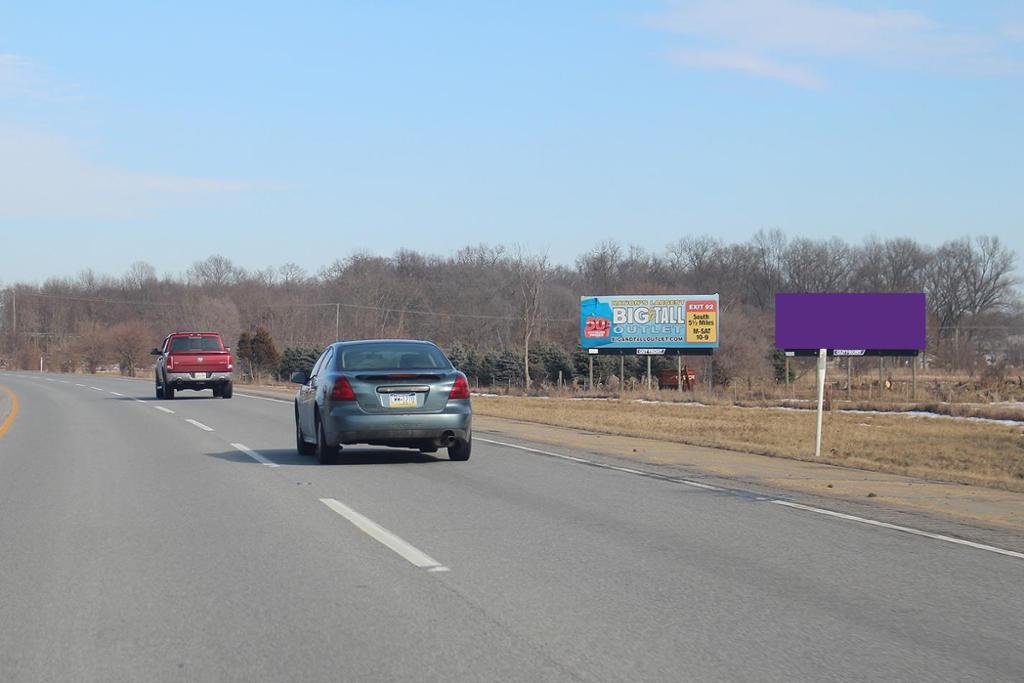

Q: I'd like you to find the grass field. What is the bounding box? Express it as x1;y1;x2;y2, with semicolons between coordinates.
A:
473;395;1024;492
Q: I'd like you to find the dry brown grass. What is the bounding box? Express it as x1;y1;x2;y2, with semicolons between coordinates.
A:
474;395;1024;492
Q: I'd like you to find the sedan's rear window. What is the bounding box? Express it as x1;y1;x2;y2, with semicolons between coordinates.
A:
336;343;451;371
170;336;223;352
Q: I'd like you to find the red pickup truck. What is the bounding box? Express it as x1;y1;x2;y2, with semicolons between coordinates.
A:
152;332;234;399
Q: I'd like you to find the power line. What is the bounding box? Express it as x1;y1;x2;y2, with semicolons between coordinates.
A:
11;290;576;322
16;292;176;306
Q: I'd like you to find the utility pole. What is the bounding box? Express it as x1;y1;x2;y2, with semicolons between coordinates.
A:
11;288;15;336
335;303;340;342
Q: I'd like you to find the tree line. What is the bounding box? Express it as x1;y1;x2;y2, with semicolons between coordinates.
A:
1;232;1020;387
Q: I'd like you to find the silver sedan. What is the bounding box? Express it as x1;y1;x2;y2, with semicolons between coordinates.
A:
292;339;472;464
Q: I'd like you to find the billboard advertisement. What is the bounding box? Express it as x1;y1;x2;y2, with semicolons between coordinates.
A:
580;294;720;352
774;292;926;353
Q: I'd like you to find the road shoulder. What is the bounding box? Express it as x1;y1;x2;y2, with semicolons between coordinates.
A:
0;385;16;438
475;414;1024;547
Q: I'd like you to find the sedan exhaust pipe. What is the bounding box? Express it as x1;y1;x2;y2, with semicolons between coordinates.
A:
437;431;457;448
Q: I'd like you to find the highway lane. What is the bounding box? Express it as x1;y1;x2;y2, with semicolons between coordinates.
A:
2;371;1023;682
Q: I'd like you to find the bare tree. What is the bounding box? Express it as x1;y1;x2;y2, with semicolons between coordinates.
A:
109;320;152;376
513;249;551;390
187;255;241;289
73;321;111;373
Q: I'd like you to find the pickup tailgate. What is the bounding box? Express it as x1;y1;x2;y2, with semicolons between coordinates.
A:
169;351;232;373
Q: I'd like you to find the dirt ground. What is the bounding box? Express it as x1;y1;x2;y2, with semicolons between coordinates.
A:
473;395;1024;492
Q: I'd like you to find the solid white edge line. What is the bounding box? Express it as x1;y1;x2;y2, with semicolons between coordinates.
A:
154;406;175;414
319;498;445;570
771;500;1024;561
231;442;279;468
476;437;722;491
235;392;292;404
185;418;215;432
479;438;1024;562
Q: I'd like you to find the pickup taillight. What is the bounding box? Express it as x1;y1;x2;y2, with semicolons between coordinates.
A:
167;355;174;370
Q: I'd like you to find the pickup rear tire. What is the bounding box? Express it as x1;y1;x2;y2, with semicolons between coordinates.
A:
165;385;175;400
221;381;233;399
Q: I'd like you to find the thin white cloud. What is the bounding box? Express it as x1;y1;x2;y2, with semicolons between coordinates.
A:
670;49;823;88
0;125;265;219
0;53;39;97
648;0;1024;87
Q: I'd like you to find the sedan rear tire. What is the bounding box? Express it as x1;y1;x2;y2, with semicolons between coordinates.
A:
448;436;471;461
296;410;315;455
316;416;337;465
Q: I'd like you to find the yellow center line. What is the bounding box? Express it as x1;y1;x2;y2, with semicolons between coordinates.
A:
0;385;20;438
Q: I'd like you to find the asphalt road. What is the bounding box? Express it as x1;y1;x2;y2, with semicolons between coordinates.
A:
1;371;1023;682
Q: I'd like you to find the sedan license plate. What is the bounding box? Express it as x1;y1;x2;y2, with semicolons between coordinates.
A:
388;393;417;408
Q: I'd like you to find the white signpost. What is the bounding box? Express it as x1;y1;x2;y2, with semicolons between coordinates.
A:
814;348;826;458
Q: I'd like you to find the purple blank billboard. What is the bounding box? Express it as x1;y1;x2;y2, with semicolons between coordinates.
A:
775;293;926;351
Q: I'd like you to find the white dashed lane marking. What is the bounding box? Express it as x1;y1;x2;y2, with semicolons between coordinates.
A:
231;443;279;468
185;419;214;432
320;498;448;571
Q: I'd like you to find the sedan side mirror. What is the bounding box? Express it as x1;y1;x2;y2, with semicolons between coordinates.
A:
150;348;162;356
290;371;309;384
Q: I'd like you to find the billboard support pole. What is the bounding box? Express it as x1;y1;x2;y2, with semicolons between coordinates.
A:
815;348;827;458
619;356;624;390
646;357;652;391
784;356;790;393
677;356;682;393
588;356;593;392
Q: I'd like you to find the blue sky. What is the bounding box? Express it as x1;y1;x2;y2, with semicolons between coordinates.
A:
1;0;1022;282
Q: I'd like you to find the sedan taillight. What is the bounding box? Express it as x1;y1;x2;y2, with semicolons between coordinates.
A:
330;377;356;401
448;373;470;400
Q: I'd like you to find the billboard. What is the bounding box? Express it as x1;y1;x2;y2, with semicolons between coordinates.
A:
580;294;720;352
774;293;926;353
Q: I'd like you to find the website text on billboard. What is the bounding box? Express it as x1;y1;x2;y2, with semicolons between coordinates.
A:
580;294;720;352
